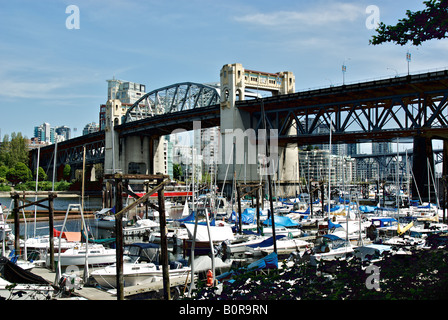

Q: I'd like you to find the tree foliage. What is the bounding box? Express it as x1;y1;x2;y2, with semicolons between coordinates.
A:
0;133;29;168
63;164;71;181
189;247;448;300
6;162;32;186
370;0;448;46
173;163;183;181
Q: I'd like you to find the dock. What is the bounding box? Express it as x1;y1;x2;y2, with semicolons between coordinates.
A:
31;265;193;300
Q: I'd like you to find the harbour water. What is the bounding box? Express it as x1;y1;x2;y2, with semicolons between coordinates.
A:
0;194;103;213
0;194;103;239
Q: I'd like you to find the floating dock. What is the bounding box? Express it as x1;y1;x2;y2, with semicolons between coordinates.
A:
31;265;192;300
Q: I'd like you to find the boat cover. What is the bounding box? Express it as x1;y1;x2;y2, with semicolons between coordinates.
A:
359;205;377;213
328;219;343;230
184;223;235;242
323;204;343;212
230;208;258;224
246;252;278;271
262;215;300;227
176;210;195;223
246;235;286;248
0;257;49;285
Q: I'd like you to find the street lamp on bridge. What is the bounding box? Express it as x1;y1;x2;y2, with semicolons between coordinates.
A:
342;58;351;85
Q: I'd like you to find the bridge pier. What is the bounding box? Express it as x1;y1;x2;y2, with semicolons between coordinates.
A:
412;135;435;203
104;99;166;177
218;63;297;190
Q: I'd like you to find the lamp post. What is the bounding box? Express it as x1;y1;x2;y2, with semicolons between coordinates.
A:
342;58;351;85
406;50;411;75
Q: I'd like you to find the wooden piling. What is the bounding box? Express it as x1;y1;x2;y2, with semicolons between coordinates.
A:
114;177;124;301
48;193;55;272
157;177;170;300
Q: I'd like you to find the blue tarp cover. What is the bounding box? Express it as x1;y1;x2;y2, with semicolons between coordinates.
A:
231;208;258;224
262;215;300;227
328;219;343;230
247;235;286;249
359;205;377;213
323;204;343;212
246;252;278;271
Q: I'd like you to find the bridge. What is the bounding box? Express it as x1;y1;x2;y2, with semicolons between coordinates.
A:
30;64;448;201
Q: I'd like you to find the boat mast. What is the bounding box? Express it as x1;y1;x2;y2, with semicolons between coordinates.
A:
33;145;40;238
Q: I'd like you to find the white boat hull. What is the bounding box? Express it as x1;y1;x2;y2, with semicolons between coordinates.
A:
309;247;355;266
53;244;116;266
0;278;54;300
91;263;190;288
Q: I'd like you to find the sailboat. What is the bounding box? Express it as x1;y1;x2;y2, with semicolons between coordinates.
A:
53;204;116;268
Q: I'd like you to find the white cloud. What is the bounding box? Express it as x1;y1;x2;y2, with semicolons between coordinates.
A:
234;2;365;28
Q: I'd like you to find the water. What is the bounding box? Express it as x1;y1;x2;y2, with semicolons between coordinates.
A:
0;195;104;239
0;195;103;213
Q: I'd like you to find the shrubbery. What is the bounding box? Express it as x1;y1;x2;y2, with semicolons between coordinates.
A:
189;247;448;300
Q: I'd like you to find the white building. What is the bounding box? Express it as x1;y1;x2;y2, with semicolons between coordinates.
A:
298;149;356;185
107;78;146;104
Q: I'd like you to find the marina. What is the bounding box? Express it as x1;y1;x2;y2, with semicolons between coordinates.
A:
1;172;447;301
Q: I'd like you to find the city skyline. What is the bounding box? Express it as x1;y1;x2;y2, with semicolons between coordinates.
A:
1;1;446;151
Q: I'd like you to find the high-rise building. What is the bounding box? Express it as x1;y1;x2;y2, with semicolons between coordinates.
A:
34;122;53;144
83;122;99;135
107;78;146;104
100;78;148;130
372;142;392;155
55;126;71;141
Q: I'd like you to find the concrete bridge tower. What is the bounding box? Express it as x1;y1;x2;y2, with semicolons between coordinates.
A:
218;63;297;193
104;99;166;176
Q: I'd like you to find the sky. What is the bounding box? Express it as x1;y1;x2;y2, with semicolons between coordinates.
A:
0;0;447;143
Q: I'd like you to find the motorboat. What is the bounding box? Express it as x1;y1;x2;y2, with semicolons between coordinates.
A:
22;234;77;254
0;256;54;300
91;243;190;288
220;233;269;257
94;208;128;230
122;217;158;237
183;222;235;256
353;244;393;263
245;235;313;257
309;234;355;266
52;243;116;267
261;215;303;238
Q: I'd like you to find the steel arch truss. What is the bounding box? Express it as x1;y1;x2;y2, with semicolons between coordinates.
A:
31;137;105;177
124;82;220;123
57;140;105;166
253;87;448;145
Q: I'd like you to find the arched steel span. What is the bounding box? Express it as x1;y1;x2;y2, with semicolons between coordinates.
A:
123;82;220;123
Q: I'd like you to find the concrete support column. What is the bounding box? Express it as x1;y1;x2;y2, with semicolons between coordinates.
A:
412;135;434;202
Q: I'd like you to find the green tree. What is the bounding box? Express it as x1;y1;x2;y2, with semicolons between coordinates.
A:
35;166;47;181
0;132;29;168
7;162;32;186
173;163;183;181
0;165;7;179
63;164;71;181
370;0;448;46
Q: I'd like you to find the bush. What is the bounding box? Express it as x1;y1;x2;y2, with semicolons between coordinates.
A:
55;181;71;191
0;184;11;191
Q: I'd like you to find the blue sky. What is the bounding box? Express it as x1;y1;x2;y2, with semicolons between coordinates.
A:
1;0;447;141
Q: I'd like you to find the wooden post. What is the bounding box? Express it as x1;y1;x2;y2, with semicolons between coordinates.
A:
48;193;55;272
12;193;20;256
310;183;314;218
267;171;277;254
236;184;242;234
256;185;261;234
115;177;124;301
157;178;170;300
